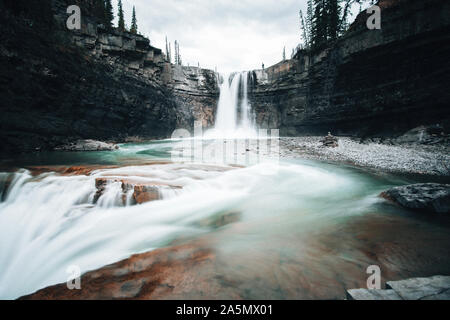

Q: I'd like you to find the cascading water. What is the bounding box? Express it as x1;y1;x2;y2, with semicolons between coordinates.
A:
0;67;445;300
207;72;257;138
239;71;255;130
0;140;447;300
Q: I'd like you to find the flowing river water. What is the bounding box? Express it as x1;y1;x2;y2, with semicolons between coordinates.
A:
1;139;450;299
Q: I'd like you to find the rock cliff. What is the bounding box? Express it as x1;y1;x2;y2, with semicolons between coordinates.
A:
249;0;450;137
0;0;218;153
1;0;448;153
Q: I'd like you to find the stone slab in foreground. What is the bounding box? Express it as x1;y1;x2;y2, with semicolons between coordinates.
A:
347;276;450;300
346;289;402;300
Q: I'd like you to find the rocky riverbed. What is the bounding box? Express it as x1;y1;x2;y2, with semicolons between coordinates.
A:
279;137;450;177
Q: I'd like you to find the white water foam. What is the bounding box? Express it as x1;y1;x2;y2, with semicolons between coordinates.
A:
0;160;381;299
206;72;257;139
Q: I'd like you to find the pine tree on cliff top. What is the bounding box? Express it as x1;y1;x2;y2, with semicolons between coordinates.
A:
93;0;105;23
118;0;125;31
104;0;114;28
174;40;178;65
312;0;327;48
165;36;171;62
130;6;138;34
327;0;343;41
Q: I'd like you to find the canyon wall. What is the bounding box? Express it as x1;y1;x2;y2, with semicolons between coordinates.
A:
1;0;449;154
0;0;218;153
249;0;450;137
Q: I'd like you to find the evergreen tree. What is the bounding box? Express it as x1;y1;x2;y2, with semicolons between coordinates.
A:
327;0;338;40
104;0;114;28
174;41;178;65
299;10;309;48
174;41;182;66
299;0;313;49
130;6;138;34
165;36;171;62
178;42;182;65
283;46;286;61
118;0;125;31
311;0;327;48
300;0;373;50
306;0;314;41
6;0;54;28
93;0;105;23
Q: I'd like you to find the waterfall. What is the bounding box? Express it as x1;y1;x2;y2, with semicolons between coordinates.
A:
207;72;257;138
214;73;241;133
239;71;255;130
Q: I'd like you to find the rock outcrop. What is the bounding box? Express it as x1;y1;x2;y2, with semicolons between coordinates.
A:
0;0;218;154
55;140;119;151
347;275;450;300
381;183;450;214
165;65;219;129
94;177;182;205
1;0;449;152
393;125;449;145
20;242;216;300
248;0;450;138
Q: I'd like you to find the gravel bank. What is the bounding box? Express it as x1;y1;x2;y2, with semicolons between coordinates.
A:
280;137;450;176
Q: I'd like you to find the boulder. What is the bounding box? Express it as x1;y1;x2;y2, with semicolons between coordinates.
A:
132;185;161;204
94;177;181;205
381;183;450;214
393;125;447;145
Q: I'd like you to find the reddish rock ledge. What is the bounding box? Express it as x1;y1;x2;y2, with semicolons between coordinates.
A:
20;243;217;300
94;177;182;205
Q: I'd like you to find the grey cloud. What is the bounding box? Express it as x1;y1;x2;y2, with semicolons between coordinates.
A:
115;1;361;72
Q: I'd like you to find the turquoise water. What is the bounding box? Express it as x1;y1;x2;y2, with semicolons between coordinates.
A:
0;140;449;299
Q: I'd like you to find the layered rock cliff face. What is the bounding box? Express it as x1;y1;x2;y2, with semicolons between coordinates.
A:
0;0;218;153
249;0;450;137
1;0;448;153
164;65;219;129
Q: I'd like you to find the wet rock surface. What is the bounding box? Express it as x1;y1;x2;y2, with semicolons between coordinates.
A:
94;177;182;205
348;276;450;300
381;184;450;214
19;213;450;300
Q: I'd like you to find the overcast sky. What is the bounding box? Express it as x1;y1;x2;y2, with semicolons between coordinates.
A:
114;0;366;73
